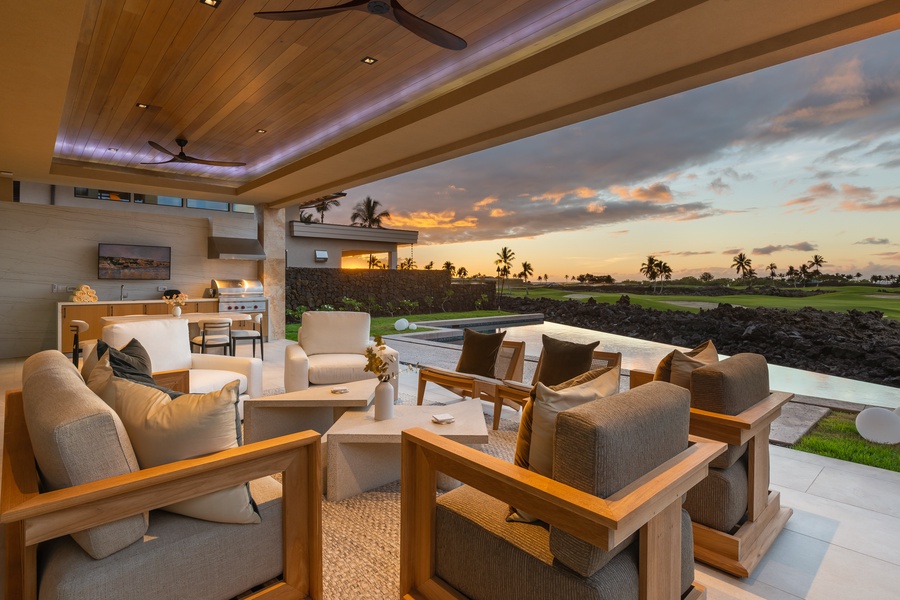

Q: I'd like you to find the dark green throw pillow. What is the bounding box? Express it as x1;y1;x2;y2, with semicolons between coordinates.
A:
536;335;600;387
455;329;507;379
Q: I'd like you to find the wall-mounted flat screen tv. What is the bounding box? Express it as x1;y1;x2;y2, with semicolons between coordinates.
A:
98;243;171;280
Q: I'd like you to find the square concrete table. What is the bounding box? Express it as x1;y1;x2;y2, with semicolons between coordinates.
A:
324;398;489;501
243;378;378;443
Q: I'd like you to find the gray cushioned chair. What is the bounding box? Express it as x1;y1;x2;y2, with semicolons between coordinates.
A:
400;381;727;600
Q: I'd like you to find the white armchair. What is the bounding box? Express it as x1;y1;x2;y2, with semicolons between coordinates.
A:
101;319;263;416
285;311;399;400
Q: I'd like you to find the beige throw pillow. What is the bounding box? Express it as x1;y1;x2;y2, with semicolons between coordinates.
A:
529;365;621;478
110;378;260;524
669;341;719;389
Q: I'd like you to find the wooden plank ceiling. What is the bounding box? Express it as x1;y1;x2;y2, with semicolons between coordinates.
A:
53;0;591;184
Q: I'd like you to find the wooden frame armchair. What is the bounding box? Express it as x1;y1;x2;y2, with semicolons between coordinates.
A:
400;426;726;600
630;356;793;577
2;386;323;600
497;349;622;409
417;340;526;430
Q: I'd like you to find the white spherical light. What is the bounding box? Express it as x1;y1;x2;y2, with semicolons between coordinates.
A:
408;322;417;330
855;407;900;445
394;318;409;331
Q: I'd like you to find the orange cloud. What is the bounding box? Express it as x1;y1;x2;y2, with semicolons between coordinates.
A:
388;210;478;229
840;196;900;211
473;196;497;210
489;208;514;217
530;187;598;204
609;182;673;202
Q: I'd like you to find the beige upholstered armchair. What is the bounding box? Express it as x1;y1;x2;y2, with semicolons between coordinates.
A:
631;352;793;577
285;311;399;400
401;381;727;600
2;351;321;600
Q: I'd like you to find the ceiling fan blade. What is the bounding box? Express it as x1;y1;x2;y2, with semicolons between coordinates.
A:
147;140;179;158
391;0;467;51
183;156;247;167
254;0;369;21
140;158;177;165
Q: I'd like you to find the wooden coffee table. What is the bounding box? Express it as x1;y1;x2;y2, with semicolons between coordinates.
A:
324;398;489;501
243;379;378;443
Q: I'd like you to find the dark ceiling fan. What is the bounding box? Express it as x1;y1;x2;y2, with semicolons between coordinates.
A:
141;138;246;167
254;0;467;51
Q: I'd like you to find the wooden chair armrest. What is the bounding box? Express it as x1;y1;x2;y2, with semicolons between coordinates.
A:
629;369;654;389
2;431;321;547
689;391;793;445
419;366;503;390
401;428;724;551
151;369;190;393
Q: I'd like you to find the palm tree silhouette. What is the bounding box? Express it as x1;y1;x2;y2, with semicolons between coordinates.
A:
766;263;778;279
808;254;826;286
519;261;534;295
657;261;672;293
640;255;659;291
442;261;456;277
494;246;515;302
297;209;315;223
399;257;416;270
350;196;391;228
314;197;342;223
456;266;468;279
732;253;752;280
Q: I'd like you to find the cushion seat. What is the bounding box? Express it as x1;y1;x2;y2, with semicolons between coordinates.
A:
37;477;283;600
188;368;248;396
308;353;374;385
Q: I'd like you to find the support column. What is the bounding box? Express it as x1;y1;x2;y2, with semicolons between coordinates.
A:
388;249;398;269
258;205;286;341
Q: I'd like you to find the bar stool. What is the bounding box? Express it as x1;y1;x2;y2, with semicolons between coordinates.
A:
190;318;232;355
231;313;263;359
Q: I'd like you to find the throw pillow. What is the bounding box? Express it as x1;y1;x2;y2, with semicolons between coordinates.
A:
455;328;506;379
508;366;620;523
110;378;260;524
669;343;719;388
98;339;154;386
536;335;600;387
654;339;716;384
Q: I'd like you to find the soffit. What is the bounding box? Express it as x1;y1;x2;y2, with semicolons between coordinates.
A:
1;0;898;208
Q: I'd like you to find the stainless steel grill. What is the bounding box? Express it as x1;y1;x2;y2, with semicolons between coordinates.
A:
212;279;267;312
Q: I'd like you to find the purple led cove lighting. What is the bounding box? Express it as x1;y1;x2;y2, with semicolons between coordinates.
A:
246;0;622;177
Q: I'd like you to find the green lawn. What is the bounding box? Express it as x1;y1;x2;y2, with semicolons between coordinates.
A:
506;285;900;320
792;411;900;472
284;310;512;341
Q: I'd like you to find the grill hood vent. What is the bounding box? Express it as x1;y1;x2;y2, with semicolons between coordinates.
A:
208;237;266;260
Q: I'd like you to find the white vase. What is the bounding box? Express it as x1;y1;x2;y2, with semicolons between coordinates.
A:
172;305;182;317
373;380;394;421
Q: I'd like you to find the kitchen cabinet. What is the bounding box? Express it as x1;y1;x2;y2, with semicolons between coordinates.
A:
58;299;220;352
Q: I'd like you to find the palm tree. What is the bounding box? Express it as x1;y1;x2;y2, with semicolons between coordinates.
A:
657;261;672;292
399;257;416;270
700;272;714;283
640;255;659;291
543;273;548;282
519;261;534;295
423;261;434;270
367;254;382;269
766;262;778;279
442;261;456;277
732;252;752;280
350;196;391;228
297;209;315;223
808;254;826;287
799;263;810;286
456;266;468;279
314;197;341;223
786;265;797;286
494;246;515;300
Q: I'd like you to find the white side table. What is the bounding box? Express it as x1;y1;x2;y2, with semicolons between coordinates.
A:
324;398;489;501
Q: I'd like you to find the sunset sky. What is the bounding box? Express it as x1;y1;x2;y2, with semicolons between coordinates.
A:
327;29;900;281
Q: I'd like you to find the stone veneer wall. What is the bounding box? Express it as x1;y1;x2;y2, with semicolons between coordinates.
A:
285;268;496;317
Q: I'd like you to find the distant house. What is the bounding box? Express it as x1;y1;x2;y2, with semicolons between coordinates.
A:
286;221;418;269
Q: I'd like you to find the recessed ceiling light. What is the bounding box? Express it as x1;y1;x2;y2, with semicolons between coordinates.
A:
256;129;267;134
136;102;149;109
200;0;221;7
108;147;118;152
361;56;377;65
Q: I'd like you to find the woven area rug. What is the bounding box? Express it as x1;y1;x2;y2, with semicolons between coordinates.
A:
320;392;518;599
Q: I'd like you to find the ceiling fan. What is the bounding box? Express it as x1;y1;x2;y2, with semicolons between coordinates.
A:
141;139;246;167
254;0;467;51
